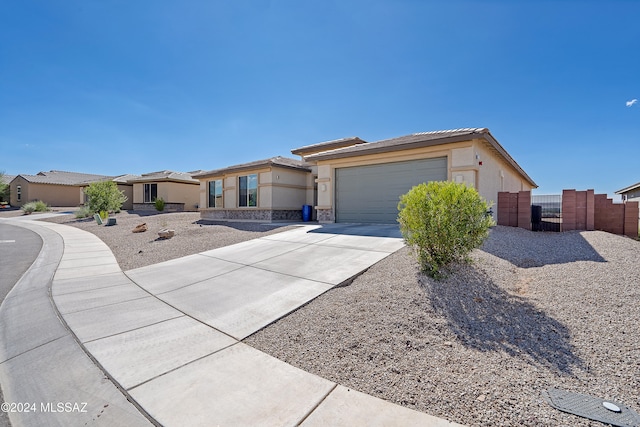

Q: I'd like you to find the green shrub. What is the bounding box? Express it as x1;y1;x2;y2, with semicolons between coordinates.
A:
397;181;494;278
84;181;127;214
33;200;50;212
75;206;93;218
99;210;108;220
154;197;165;212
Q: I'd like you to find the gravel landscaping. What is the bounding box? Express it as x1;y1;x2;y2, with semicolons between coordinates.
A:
40;211;296;271
12;210;639;425
245;226;640;426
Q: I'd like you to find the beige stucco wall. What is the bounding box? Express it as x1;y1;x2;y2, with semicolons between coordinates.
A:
10;178;82;207
133;181;199;211
198;166;309;212
117;184;133;210
475;140;534;214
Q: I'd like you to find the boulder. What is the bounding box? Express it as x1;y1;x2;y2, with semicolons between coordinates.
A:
132;223;147;233
158;229;175;239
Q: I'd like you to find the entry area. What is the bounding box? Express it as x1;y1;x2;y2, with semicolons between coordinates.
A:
335;157;448;224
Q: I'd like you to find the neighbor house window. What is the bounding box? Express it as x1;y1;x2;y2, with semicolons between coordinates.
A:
144;183;157;203
238;174;257;207
17;185;21;202
208;179;223;208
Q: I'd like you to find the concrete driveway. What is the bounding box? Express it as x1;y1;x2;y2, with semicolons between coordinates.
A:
1;219;462;427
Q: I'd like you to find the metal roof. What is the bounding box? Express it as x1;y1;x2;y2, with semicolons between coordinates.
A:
193;156;310;179
304;128;537;188
291;137;367;157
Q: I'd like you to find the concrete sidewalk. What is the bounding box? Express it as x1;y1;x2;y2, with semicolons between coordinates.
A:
0;218;463;427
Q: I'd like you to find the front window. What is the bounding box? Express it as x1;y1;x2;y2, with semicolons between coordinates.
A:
238;174;257;207
144;183;157;203
17;185;21;202
208;179;223;208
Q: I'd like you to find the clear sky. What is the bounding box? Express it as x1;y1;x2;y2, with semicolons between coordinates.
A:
1;1;638;198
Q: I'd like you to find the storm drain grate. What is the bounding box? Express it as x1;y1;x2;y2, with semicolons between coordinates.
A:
543;388;640;427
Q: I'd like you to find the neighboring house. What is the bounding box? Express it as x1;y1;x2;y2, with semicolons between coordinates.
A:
195;128;537;224
194;157;313;221
616;181;640;204
9;170;112;207
615;182;640;221
128;171;200;212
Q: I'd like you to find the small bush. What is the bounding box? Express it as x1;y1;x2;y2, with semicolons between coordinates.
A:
75;206;93;218
33;200;50;212
154;197;165;212
99;210;108;220
398;181;494;278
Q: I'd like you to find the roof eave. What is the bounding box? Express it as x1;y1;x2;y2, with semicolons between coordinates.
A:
194;162;310;179
615;182;640;194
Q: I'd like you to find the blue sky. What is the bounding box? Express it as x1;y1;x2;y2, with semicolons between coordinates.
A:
1;1;638;198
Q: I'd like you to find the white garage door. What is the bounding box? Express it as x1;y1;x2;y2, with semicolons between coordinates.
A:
335;157;448;224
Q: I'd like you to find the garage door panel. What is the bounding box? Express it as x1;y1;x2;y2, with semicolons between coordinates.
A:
336;157;447;223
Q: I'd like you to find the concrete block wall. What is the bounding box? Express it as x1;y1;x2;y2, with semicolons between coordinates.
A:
500;189;637;238
562;189;595;231
497;191;530;229
623;201;639;238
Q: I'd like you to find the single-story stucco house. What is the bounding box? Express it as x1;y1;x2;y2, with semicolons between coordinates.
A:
195;128;537;224
128;170;201;212
9;170;113;207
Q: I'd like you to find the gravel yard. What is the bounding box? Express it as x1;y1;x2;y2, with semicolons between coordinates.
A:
245;226;640;426
41;211;296;271
17;211;640;425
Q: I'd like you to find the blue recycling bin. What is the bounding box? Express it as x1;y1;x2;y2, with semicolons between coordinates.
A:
302;205;312;222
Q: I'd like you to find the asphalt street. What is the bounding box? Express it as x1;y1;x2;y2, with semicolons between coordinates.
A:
0;223;43;427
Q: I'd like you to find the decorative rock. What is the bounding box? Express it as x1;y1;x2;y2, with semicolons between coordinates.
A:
132;223;147;233
157;229;175;239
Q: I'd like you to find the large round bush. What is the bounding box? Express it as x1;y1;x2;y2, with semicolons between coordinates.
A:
397;181;494;278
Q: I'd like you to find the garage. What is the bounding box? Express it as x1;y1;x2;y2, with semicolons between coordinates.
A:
335;157;448;223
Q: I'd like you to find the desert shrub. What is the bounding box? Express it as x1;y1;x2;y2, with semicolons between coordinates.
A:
99;210;108;220
21;200;49;214
75;206;93;218
84;181;127;214
154;197;165;212
33;200;50;212
398;181;494;278
21;202;36;214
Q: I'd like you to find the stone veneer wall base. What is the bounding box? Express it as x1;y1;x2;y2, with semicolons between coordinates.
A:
200;209;303;222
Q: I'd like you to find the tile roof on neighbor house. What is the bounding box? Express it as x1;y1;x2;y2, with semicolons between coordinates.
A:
127;170;199;184
193;156;311;179
290;137;368;156
16;170;113;186
1;174;16;185
304;128;537;187
615;181;640;194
